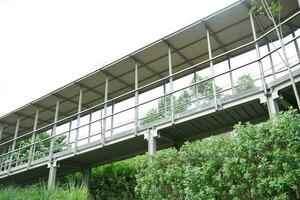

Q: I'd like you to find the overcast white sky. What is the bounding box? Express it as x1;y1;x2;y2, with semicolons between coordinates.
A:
0;0;237;116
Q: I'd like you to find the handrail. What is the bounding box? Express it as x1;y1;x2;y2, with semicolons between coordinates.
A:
0;10;299;148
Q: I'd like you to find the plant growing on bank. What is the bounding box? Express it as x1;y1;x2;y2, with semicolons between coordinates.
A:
136;109;300;199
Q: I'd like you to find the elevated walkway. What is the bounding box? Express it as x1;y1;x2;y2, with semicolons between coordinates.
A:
0;0;300;186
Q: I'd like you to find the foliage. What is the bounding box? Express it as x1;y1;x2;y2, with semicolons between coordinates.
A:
251;0;282;22
14;132;67;164
140;74;222;126
59;157;144;200
0;183;90;200
234;74;255;94
140;91;190;126
190;74;222;99
136;109;300;199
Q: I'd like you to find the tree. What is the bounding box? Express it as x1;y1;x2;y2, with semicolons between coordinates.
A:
234;74;255;94
140;74;223;126
140;91;190;126
190;74;223;104
14;132;67;165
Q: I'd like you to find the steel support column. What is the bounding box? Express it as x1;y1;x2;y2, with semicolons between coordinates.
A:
48;161;58;189
206;30;218;110
7;117;20;174
82;168;91;187
168;47;174;123
134;62;139;135
75;87;83;154
48;98;60;189
27;108;39;168
145;128;158;156
102;74;109;145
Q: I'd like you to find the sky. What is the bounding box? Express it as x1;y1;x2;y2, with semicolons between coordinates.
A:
0;0;238;116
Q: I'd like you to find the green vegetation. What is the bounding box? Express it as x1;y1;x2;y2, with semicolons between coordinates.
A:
135;109;300;199
1;109;299;199
235;74;255;94
0;183;89;200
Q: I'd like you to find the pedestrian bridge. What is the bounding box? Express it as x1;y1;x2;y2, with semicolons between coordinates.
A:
0;0;300;187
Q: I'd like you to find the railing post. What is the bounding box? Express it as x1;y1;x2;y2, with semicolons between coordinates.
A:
7;117;20;174
102;74;109;145
134;62;139;135
75;87;83;154
266;42;276;80
168;47;174;123
48;98;60;189
27;108;39;168
67;120;72;147
88;111;92;143
111;101;114;136
227;57;234;93
193;68;199;106
206;29;218;110
163;81;168;118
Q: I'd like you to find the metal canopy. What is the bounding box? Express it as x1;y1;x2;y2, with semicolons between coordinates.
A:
1;0;299;140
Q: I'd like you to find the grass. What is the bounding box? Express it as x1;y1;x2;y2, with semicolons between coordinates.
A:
0;183;90;200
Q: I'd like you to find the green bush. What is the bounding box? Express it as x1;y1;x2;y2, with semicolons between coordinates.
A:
136;109;300;199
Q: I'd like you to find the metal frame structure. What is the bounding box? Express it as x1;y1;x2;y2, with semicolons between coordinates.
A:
0;0;300;187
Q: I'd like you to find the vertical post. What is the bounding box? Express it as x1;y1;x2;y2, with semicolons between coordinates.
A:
250;11;274;117
67;120;72;147
163;81;167;117
206;30;218;110
82;168;91;187
102;74;109;145
298;0;300;8
134;62;139;135
27;108;39;168
111;101;114;136
168;47;174;123
292;31;300;62
48;98;60;189
227;57;234;93
8;117;20;174
88;111;92;143
75;87;83;153
193;68;199;106
267;42;276;79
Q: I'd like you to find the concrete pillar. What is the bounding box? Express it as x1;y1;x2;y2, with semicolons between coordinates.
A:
47;161;58;189
82;168;91;187
145;128;158;155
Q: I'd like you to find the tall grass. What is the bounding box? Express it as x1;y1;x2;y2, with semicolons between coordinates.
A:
0;183;90;200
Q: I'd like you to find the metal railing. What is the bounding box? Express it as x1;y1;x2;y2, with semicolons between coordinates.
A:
0;10;300;175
